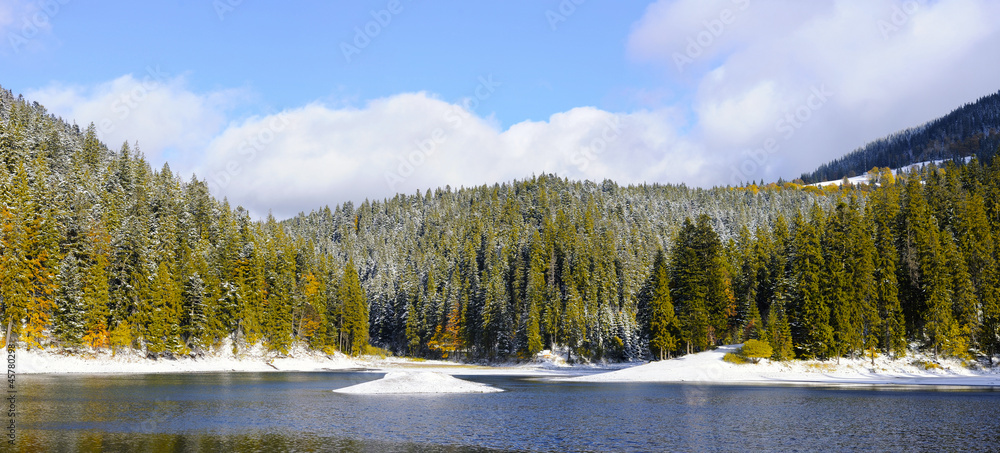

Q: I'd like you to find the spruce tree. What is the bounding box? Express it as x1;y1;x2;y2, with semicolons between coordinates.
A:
81;250;111;349
54;253;85;346
670;215;728;353
766;281;795;361
648;250;679;360
922;224;954;358
340;259;369;356
789;209;832;359
871;188;905;357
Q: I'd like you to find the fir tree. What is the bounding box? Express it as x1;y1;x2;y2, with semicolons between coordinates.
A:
789;209;832;359
648;250;679;360
340;259;369;356
53;252;85;346
871;187;905;357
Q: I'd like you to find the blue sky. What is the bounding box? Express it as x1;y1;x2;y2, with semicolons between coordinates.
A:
3;0;1000;217
4;1;655;125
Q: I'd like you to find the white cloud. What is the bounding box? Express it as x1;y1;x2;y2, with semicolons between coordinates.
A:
0;0;74;55
629;0;1000;182
27;71;244;172
198;94;701;218
23;0;1000;218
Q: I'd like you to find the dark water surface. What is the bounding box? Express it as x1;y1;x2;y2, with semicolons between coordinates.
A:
11;372;1000;452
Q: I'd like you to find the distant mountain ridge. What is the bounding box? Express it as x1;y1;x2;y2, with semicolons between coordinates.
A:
801;90;1000;184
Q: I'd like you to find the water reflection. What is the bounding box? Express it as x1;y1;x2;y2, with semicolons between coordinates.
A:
13;430;490;453
12;372;1000;452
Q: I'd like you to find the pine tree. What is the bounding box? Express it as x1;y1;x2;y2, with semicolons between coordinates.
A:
53;252;85;346
340;259;368;356
955;192;999;353
766;281;795;361
922;224;954;358
943;230;975;359
295;271;326;348
670;215;728;353
524;230;546;356
146;261;183;355
405;288;422;355
789;208;832;359
648;250;679;360
81;249;111;350
1;161;59;349
825;201;856;359
180;241;212;352
871;187;905;357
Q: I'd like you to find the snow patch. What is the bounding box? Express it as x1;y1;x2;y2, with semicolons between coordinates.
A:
810;157;974;188
567;345;1000;387
533;348;572;368
16;342;359;374
333;371;503;394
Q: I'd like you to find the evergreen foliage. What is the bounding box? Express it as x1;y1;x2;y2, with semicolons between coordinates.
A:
1;87;999;364
802;90;1000;183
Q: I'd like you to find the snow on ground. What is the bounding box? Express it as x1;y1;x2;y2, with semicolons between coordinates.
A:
17;340;361;374
811;174;872;188
810;157;974;188
15;342;594;377
566;344;1000;387
333;371;503;394
18;340;1000;388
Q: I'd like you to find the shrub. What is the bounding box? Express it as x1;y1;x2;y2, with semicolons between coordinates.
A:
740;339;773;364
723;352;750;364
363;344;393;359
912;360;942;371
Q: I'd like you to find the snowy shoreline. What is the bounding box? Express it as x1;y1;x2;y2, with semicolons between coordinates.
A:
563;345;1000;388
14;343;1000;388
12;342;598;377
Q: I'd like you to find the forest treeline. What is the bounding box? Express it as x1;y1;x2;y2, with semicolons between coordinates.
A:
801;90;1000;184
2;89;1000;363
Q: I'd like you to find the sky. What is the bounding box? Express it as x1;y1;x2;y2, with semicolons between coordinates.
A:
2;0;999;218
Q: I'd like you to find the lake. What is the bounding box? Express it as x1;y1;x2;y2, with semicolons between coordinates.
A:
11;372;1000;452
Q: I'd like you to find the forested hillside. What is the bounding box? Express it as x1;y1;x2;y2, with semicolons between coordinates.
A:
802;90;1000;184
0;89;371;357
3;87;1000;364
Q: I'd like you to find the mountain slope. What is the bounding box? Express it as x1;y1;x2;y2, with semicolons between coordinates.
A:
801;90;1000;183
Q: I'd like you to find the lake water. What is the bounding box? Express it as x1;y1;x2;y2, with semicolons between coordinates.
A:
11;372;1000;452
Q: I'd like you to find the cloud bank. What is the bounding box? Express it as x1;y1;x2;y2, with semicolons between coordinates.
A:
629;0;1000;183
26;0;1000;218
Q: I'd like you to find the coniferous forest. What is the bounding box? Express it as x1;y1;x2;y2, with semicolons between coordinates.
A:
3;88;1000;363
801;90;1000;184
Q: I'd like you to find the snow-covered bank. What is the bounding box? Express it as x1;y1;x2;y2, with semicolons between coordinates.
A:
16;342;361;374
334;371;503;394
566;345;1000;387
13;342;604;377
20;342;998;388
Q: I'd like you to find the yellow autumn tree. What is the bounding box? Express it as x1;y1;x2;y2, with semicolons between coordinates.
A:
1;161;58;350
